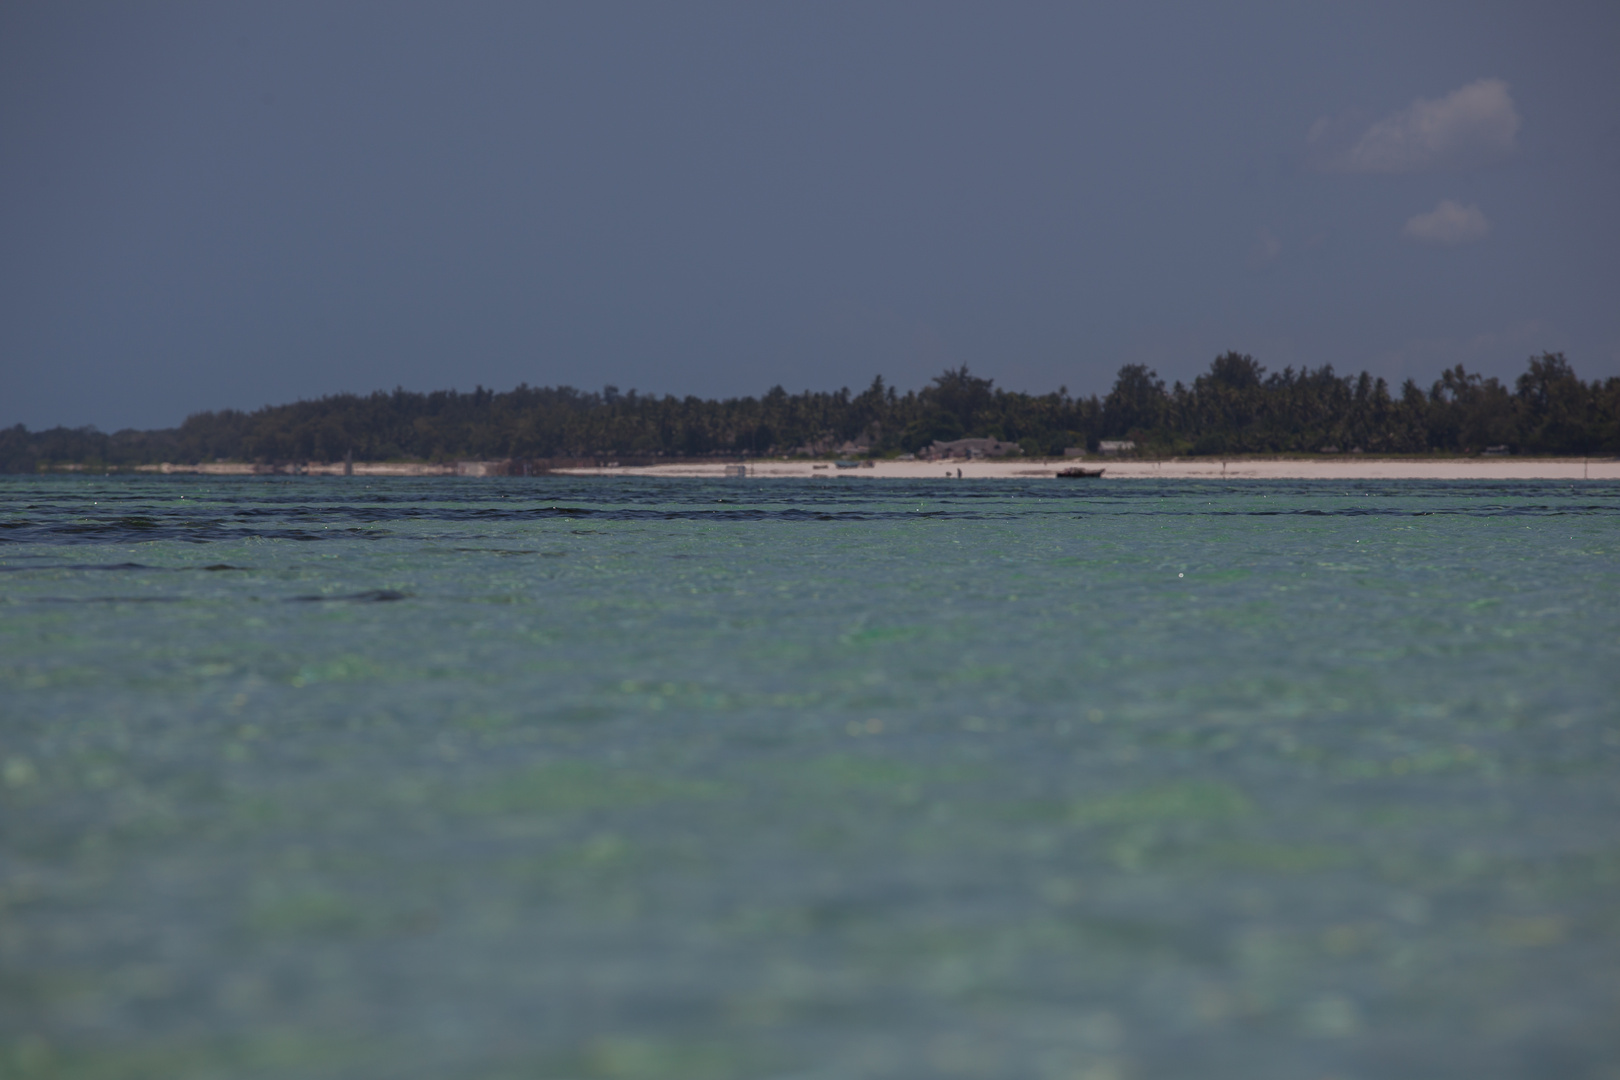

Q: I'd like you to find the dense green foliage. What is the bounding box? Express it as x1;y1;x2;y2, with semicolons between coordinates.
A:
4;352;1617;471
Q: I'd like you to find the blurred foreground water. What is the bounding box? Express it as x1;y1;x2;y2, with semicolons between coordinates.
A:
1;475;1617;1079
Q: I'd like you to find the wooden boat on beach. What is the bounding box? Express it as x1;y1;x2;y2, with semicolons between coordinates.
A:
1055;467;1105;478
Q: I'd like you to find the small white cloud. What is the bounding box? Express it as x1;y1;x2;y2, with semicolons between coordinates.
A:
1311;79;1520;173
1248;227;1282;269
1404;200;1490;245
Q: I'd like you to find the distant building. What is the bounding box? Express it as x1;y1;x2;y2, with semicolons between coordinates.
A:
795;430;878;457
1097;440;1136;455
925;437;1021;460
1063;448;1087;458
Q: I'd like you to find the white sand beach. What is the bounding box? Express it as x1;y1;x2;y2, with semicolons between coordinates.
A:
555;457;1620;481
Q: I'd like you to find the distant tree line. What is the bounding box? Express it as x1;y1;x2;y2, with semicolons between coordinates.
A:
3;352;1617;473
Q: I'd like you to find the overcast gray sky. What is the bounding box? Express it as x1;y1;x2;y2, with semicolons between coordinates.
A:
3;1;1617;431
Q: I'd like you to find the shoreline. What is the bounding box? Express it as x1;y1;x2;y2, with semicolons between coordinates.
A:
27;456;1618;481
555;457;1620;481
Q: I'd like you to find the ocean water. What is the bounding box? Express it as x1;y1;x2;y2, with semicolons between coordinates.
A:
1;474;1617;1080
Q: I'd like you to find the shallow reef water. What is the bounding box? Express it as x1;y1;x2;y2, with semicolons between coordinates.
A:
1;474;1617;1079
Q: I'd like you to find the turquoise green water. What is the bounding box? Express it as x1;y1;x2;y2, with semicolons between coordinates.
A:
2;475;1618;1080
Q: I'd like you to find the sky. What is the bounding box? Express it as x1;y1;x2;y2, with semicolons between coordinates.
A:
3;2;1618;432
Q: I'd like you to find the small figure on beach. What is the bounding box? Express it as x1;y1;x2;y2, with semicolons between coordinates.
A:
957;468;963;478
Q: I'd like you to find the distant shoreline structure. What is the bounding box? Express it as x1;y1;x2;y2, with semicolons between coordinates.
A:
30;455;1618;482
